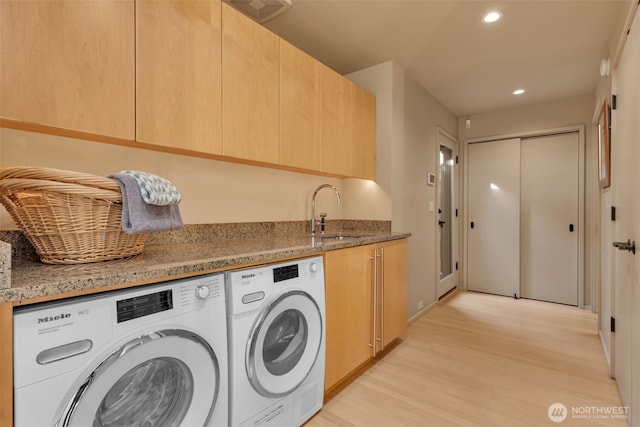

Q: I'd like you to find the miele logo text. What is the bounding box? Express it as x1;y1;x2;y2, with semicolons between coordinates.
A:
241;273;256;279
38;313;71;324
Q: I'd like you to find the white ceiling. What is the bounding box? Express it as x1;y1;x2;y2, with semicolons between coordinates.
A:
262;0;630;116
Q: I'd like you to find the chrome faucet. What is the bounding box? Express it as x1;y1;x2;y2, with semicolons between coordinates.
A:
311;184;341;235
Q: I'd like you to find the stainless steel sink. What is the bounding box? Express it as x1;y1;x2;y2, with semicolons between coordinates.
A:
317;233;363;241
307;233;366;248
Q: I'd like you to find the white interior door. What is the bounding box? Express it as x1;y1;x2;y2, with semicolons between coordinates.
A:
520;133;579;306
612;11;640;423
467;138;520;298
437;129;458;298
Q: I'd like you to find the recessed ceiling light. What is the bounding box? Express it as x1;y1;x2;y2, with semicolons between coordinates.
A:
513;89;525;95
483;11;503;23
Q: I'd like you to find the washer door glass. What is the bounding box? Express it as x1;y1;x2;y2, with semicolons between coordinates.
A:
247;291;322;397
56;330;219;427
263;309;308;376
94;357;192;426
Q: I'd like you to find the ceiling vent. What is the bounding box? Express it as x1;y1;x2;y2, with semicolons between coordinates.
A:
224;0;292;23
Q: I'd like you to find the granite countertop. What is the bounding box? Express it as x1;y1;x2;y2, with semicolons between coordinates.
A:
1;223;409;305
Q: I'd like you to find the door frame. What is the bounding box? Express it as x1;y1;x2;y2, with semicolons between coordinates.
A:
435;127;459;299
462;125;586;308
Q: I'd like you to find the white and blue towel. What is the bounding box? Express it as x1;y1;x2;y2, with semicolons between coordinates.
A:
119;170;182;206
108;171;183;234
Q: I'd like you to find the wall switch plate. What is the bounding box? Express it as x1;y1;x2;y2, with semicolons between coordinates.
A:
429;201;434;212
418;300;424;310
427;172;436;186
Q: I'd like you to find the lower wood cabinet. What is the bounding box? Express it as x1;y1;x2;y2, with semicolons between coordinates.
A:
324;239;408;392
0;303;12;427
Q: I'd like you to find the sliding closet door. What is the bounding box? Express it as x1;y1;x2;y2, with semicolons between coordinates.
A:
467;138;520;298
520;133;579;306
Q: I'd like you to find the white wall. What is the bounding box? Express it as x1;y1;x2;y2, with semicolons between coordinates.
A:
347;61;458;320
458;94;595;139
0;128;358;228
345;61;401;227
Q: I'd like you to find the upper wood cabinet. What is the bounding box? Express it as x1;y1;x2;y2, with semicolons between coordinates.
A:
320;64;353;177
221;3;280;164
320;66;376;179
0;0;135;139
279;40;321;171
351;84;376;180
1;0;375;179
136;0;222;155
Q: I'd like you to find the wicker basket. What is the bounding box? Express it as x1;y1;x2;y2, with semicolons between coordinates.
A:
0;167;147;264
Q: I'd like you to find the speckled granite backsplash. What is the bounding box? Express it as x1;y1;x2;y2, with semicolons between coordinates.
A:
0;241;9;289
0;220;391;258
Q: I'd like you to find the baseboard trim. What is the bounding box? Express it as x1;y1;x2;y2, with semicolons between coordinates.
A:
408;299;439;324
599;329;612;374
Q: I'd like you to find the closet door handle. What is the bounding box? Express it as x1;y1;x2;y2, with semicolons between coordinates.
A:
569;224;574;232
613;240;636;254
470;221;475;229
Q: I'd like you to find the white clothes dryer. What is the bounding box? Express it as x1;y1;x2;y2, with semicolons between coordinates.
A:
13;273;228;427
226;256;326;427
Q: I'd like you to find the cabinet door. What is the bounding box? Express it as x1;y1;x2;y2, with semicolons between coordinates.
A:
280;40;321;171
320;64;352;177
0;0;135;139
379;239;408;350
136;0;222;155
324;244;374;392
0;303;12;427
351;84;376;180
221;3;279;164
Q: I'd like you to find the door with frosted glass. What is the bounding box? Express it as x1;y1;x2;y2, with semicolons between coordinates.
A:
467;139;520;298
437;131;458;299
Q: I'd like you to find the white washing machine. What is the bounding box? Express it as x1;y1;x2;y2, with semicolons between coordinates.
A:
226;256;325;427
13;273;228;427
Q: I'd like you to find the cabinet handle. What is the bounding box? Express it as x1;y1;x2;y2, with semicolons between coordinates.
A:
371;250;378;357
368;254;375;353
379;248;385;351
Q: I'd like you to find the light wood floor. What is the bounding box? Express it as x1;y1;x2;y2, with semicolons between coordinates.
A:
307;291;627;427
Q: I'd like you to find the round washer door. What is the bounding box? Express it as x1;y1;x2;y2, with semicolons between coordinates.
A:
55;329;219;427
246;290;323;397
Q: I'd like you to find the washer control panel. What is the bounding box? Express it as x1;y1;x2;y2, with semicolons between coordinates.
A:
117;289;173;323
226;256;324;315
